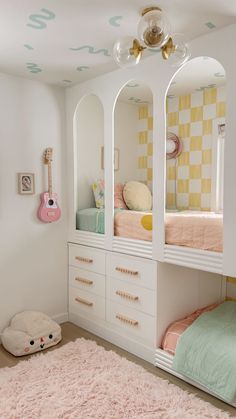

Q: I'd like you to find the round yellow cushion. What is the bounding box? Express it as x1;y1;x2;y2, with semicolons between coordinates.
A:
123;181;152;211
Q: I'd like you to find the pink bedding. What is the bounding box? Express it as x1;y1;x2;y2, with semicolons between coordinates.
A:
165;211;223;252
161;303;219;355
114;211;152;241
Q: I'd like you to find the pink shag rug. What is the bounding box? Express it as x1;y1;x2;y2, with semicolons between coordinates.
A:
0;338;231;418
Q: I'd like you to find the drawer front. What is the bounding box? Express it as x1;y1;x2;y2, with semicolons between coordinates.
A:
107;253;156;290
69;286;105;320
69;267;105;298
107;277;155;316
106;300;155;344
69;244;105;274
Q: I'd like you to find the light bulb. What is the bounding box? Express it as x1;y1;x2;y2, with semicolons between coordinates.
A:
164;33;191;67
138;9;171;49
113;37;143;68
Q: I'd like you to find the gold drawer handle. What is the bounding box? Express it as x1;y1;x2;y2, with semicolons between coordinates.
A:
75;297;93;307
116;313;139;326
75;277;93;286
115;267;139;276
75;256;93;263
116;290;139;301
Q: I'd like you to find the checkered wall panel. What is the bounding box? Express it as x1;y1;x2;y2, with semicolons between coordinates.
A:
166;86;226;210
138;104;153;190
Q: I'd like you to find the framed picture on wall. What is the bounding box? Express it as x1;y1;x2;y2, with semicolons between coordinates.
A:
18;173;35;195
101;147;119;171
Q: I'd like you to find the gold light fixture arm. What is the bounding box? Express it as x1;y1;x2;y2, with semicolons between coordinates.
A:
129;39;146;59
161;37;176;60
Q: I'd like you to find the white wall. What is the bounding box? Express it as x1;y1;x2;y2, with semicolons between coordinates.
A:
0;73;67;332
114;101;139;184
76;94;104;210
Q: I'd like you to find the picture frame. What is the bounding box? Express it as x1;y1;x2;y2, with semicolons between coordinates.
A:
18;173;35;195
101;147;119;171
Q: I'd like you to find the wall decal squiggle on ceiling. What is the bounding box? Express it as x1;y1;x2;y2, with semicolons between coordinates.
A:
77;66;90;72
27;8;56;30
126;83;139;88
129;97;148;104
109;16;123;27
214;72;224;78
70;46;111;57
24;44;34;50
26;63;42;73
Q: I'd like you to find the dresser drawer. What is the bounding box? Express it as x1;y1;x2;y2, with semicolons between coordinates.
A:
69;266;105;298
69;286;105;320
107;253;156;290
106;300;155;344
107;277;155;316
69;244;105;274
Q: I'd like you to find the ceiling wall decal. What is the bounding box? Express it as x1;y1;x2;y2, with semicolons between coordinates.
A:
27;8;56;30
26;63;42;74
109;16;123;27
24;44;34;50
128;96;148;104
126;83;139;87
69;45;111;57
63;80;72;83
77;66;90;72
215;72;224;77
205;21;216;29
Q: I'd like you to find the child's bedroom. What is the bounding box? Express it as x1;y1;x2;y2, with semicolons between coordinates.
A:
0;0;236;417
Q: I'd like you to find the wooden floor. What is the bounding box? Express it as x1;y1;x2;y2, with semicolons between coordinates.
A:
0;321;235;416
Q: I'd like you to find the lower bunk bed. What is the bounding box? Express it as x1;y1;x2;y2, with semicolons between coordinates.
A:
76;208;223;252
155;301;236;407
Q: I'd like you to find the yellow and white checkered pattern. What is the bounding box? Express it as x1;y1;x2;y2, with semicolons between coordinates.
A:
166;86;226;210
138;105;153;190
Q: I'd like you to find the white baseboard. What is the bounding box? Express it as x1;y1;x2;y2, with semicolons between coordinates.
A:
69;312;155;364
52;312;69;324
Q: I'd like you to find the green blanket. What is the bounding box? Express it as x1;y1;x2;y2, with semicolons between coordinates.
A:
173;301;236;403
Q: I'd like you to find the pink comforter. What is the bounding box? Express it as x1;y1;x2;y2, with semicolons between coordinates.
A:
165;211;223;252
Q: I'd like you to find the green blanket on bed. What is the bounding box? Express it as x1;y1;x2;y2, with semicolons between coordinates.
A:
173;301;236;403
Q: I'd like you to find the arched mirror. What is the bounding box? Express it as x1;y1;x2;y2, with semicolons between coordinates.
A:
165;57;226;253
113;81;153;242
76;94;105;234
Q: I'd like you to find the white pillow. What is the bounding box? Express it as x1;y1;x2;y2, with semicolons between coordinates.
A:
123;181;152;211
1;311;62;357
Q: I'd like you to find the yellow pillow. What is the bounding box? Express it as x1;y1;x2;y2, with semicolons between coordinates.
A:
123;181;152;211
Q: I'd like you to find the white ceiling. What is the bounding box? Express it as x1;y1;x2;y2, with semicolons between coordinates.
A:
118;57;226;104
0;0;235;87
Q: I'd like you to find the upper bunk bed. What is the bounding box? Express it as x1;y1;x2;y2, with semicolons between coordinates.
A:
71;54;225;275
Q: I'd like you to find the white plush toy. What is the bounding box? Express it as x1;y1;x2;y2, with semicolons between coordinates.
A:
1;311;62;356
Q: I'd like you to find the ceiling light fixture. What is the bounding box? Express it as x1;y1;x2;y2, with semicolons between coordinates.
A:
113;6;191;69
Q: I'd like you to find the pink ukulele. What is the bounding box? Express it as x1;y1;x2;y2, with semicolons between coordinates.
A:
37;148;61;223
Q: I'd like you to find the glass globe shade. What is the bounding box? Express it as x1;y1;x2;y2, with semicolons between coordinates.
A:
137;9;171;49
113;36;141;68
166;33;191;67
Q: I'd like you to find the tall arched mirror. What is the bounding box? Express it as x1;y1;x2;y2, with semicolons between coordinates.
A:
113;81;153;242
165;57;226;253
75;94;105;234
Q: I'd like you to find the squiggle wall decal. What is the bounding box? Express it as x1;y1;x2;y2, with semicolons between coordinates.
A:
26;63;42;73
214;72;224;78
24;44;34;50
27;8;56;30
126;83;139;88
77;66;90;72
70;46;111;57
109;16;123;27
129;97;148;104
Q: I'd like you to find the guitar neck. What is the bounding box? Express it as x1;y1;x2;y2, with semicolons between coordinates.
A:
48;161;53;196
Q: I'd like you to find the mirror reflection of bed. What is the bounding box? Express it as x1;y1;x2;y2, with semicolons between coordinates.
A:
76;94;105;234
113;81;153;242
165;56;225;254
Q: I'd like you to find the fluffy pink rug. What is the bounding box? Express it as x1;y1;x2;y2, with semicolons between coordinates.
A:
0;338;231;418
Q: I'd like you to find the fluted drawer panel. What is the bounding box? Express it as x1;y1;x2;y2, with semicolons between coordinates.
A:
69;244;105;274
107;277;155;316
69;286;105;320
106;300;155;344
69;267;105;298
107;253;156;290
